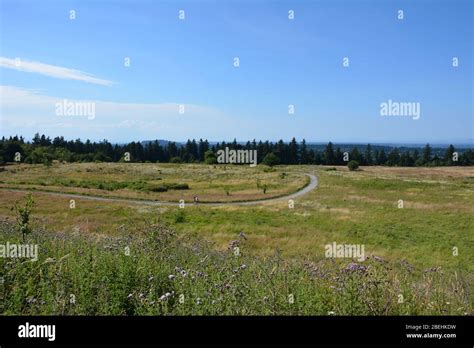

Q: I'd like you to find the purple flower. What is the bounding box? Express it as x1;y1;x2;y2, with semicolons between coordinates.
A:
372;255;386;263
343;263;368;273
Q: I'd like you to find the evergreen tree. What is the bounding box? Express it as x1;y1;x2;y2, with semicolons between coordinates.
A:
387;148;400;166
300;139;309;164
422;143;432;165
288;137;299;164
444;144;456;166
365;144;373;165
377;149;387;165
324;142;335;165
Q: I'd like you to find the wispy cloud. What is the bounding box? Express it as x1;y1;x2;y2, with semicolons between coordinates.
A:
0;85;236;142
0;57;115;86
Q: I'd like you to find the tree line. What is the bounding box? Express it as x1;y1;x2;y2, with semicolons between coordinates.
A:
1;134;473;166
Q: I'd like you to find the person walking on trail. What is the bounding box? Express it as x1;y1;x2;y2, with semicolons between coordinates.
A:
193;195;199;205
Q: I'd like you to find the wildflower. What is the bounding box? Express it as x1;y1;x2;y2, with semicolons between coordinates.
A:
168;274;175;280
196;298;202;305
372;255;386;263
228;240;239;250
343;263;368;273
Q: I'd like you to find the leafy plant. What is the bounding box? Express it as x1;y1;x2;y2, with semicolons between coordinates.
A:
348;160;359;171
12;193;35;242
174;209;186;223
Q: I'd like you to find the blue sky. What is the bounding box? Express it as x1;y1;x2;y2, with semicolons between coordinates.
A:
0;0;472;143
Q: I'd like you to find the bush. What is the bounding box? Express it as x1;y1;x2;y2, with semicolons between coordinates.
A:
262;153;280;167
204;150;217;164
12;193;34;242
166;183;189;190
147;184;168;192
348;160;359;171
170;157;182;163
174;209;186;223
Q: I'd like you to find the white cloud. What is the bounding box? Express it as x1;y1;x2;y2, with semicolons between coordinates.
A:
0;85;236;141
0;57;115;86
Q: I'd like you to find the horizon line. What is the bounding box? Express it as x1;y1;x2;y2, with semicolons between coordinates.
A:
3;134;473;147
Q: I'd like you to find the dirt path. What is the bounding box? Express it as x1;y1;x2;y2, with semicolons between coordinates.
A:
0;173;318;207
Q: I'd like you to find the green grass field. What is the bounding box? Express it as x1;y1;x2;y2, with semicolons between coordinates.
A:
0;163;473;314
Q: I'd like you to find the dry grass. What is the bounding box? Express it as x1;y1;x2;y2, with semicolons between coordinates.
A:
0;163;308;203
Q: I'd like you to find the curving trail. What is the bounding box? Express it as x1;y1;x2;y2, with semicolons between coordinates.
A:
0;173;318;207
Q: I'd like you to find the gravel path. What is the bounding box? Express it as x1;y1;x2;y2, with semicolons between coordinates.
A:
0;173;318;207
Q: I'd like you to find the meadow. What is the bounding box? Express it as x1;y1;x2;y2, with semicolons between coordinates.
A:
0;163;308;203
0;163;473;314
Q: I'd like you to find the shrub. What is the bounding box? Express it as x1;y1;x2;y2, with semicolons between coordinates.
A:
262;153;280;167
147;184;168;192
166;183;189;190
204;150;217;164
170;157;182;163
174;209;186;223
12;193;34;242
348;160;359;171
